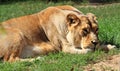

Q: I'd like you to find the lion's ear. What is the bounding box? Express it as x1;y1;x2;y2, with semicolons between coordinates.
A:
86;13;97;23
66;13;80;26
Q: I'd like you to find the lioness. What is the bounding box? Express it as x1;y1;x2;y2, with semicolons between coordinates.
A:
0;5;114;62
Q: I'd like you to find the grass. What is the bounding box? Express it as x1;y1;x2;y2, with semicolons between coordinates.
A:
0;1;120;71
0;50;119;71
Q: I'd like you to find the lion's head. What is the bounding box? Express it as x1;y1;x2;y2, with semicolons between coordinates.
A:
66;13;99;51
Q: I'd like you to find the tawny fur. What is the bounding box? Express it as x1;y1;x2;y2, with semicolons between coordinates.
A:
0;5;115;62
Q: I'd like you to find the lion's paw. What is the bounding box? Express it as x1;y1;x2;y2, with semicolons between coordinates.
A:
107;44;116;50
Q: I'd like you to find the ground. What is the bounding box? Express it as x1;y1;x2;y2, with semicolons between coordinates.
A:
84;54;120;71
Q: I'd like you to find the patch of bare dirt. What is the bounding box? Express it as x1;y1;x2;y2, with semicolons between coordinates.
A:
84;54;120;71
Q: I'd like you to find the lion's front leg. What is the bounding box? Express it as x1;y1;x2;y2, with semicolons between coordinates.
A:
62;43;91;54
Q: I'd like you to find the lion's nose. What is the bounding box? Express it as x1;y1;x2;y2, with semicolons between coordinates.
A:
91;40;98;45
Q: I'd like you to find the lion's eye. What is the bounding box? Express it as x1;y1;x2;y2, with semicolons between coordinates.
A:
82;28;89;36
96;28;98;31
95;28;99;33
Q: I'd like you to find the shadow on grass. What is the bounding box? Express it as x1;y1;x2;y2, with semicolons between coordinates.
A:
0;0;34;5
0;0;47;5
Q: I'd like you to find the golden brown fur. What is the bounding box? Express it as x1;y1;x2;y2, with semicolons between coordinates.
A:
0;5;115;62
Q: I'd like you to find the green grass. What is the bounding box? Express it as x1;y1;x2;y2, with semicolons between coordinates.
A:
0;1;120;71
0;50;119;71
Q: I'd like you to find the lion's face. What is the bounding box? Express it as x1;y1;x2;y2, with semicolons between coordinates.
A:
66;13;99;50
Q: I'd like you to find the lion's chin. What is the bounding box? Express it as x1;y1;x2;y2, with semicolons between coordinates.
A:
83;46;97;52
90;46;97;52
75;46;95;52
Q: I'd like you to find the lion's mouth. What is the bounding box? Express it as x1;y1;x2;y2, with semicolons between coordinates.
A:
75;47;82;49
75;46;97;52
83;46;97;52
93;46;96;51
89;46;97;52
